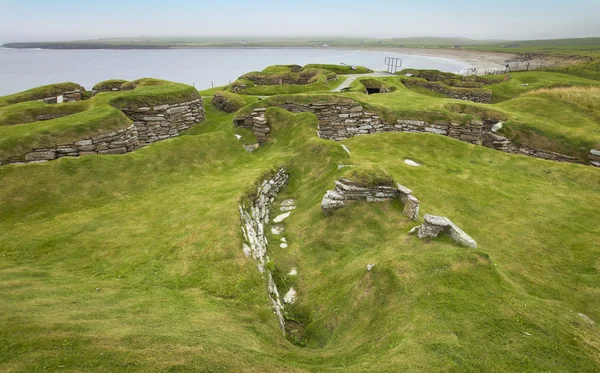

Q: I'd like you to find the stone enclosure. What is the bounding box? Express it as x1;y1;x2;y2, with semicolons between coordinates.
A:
234;101;590;166
4;98;205;165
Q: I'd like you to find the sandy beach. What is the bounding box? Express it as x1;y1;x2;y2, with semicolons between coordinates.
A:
343;47;519;71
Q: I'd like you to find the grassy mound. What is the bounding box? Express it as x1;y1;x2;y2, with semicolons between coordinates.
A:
228;64;366;95
92;79;129;92
0;82;84;107
344;165;395;187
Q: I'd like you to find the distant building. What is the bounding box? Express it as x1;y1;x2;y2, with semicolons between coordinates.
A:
501;43;520;48
453;45;460;49
240;40;248;45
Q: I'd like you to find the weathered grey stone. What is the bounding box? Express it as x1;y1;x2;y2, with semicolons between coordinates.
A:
403;195;420;221
98;147;126;155
411;214;477;248
25;150;56;161
273;212;291;223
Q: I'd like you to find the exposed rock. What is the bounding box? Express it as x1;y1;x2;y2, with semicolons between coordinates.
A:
402;195;420;221
283;287;297;304
404;159;421;167
410;214;477;248
271;225;285;235
321;179;418;221
577;313;596;327
288;268;297;276
273;212;291;223
239;169;290;333
491;121;503;133
342;145;351;154
366;264;375;271
25;150;56;161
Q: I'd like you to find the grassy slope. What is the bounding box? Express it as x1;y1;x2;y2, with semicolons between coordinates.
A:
0;98;599;371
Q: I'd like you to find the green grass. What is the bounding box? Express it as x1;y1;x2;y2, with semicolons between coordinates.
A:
0;83;83;107
0;100;599;371
0;100;89;126
231;75;348;96
92;79;129;92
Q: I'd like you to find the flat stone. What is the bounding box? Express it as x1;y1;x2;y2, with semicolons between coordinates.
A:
283;287;296;304
273;212;291;223
234;134;242;140
280;243;288;249
396;183;413;195
402;195;420;221
288;268;297;276
25;150;56;161
271;225;284;235
491;122;503;133
590;149;600;156
404;159;421;167
341;145;350;154
366;264;375;271
98;147;126;155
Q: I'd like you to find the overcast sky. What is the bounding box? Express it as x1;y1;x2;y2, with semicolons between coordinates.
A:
1;0;599;44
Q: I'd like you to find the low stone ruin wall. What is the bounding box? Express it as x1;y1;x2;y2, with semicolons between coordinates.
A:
234;101;590;166
588;149;600;167
212;93;239;113
234;108;270;144
409;214;477;248
321;177;476;248
39;90;82;104
401;80;492;103
121;99;204;147
24;125;138;162
2;98;205;166
239;168;290;333
321;179;420;221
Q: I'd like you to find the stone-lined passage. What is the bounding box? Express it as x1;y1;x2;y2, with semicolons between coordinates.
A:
239;169;290;333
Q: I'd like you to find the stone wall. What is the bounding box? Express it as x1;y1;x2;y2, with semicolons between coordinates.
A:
212;93;239;113
121;99;204;147
234;101;589;166
234;108;270;144
321;178;420;221
401;80;492;103
239;169;290;333
588;149;600;167
2;98;205;166
24;125;138;162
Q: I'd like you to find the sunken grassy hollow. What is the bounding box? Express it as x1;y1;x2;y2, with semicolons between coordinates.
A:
0;64;599;372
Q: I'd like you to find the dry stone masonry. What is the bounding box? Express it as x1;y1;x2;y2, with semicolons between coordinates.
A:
321;178;420;221
588;149;600;167
212;93;239;113
234;100;594;166
3;98;205;166
25;125;138;162
322;177;477;248
239;169;290;333
121;99;204;147
409;214;477;248
234;108;270;144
